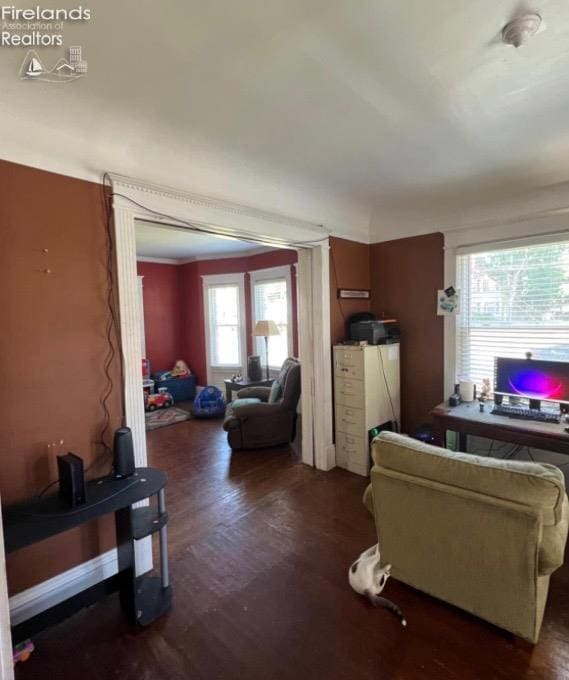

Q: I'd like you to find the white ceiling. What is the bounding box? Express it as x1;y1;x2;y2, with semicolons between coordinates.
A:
135;221;271;262
3;1;569;242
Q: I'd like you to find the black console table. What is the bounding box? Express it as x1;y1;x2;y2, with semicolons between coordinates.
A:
3;467;172;640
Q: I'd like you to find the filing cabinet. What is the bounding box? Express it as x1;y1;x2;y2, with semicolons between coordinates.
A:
333;344;401;476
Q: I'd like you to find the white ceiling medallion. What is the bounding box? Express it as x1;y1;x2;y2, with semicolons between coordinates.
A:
502;12;542;48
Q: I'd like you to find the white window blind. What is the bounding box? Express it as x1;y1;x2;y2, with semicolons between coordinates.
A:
456;240;569;389
207;284;241;366
253;278;289;368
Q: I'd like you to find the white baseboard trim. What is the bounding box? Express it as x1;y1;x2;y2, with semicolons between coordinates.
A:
9;539;154;627
9;549;119;626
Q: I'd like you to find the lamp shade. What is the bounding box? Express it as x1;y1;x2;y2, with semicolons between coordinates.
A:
254;319;280;337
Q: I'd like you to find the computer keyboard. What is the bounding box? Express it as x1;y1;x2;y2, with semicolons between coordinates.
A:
491;405;560;424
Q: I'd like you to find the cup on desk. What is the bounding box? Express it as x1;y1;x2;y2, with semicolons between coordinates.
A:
459;379;475;403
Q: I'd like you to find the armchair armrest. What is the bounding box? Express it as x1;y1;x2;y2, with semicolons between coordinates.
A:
236;386;271;401
539;494;568;575
230;401;283;419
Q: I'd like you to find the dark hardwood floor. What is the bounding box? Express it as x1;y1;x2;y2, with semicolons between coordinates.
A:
15;418;569;680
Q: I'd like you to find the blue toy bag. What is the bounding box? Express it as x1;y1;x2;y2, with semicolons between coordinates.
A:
192;385;226;418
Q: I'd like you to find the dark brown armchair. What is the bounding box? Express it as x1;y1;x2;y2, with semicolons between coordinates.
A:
223;358;301;450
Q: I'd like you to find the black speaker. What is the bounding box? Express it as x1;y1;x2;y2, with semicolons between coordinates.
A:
113;427;135;479
57;453;86;507
494;393;503;405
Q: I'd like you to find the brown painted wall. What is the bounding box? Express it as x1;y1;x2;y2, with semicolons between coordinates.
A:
0;161;122;594
370;233;444;435
329;237;371;345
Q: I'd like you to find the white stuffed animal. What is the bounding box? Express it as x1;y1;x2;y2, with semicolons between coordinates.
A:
348;544;406;626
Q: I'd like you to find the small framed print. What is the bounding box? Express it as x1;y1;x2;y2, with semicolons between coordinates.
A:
437;287;460;315
338;288;371;300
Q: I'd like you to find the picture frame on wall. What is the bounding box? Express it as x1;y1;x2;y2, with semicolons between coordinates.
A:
337;289;371;300
437;286;460;315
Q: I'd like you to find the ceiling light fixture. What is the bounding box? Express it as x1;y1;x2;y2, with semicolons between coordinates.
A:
502;12;542;48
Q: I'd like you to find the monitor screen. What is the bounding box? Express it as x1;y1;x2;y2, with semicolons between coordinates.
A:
494;357;569;403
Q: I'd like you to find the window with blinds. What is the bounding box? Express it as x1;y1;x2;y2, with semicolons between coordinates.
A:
456;240;569;389
207;284;241;366
253;278;289;368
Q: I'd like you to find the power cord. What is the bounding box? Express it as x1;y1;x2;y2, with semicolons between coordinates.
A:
98;176;124;460
36;180;121;499
329;245;347;325
102;177;330;250
376;348;399;433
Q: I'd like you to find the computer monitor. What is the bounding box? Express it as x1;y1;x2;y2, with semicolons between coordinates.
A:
494;357;569;404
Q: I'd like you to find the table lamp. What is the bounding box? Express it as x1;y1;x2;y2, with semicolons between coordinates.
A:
254;320;280;379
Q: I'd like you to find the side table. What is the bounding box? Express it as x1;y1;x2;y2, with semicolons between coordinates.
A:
224;377;273;403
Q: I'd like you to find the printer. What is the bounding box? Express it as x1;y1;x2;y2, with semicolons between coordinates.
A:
348;316;400;345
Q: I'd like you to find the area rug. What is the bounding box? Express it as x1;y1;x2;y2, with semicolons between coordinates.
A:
145;407;191;431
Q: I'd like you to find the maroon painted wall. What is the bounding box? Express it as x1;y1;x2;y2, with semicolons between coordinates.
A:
139;249;298;384
136;262;184;372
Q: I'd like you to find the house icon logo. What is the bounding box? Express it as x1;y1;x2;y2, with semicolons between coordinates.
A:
20;46;88;82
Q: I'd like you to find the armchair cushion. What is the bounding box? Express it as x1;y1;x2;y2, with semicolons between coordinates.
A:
236;386;270;401
226;401;283;420
268;380;282;403
230;397;261;409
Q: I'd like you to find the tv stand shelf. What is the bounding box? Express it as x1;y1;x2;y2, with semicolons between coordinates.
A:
3;467;172;642
131;506;169;540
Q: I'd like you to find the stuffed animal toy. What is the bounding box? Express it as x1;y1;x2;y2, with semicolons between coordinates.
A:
171;359;190;378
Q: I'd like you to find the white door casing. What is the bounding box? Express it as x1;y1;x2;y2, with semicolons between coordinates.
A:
110;173;335;478
137;275;145;358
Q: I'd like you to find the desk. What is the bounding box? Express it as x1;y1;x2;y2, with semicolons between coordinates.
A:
224;377;273;403
3;468;172;641
431;402;569;456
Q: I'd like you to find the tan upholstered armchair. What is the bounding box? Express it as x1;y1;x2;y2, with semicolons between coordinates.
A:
364;431;568;643
223;358;301;450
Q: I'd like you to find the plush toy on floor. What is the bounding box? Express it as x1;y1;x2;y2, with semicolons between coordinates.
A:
192;385;225;418
349;544;406;626
171;359;190;379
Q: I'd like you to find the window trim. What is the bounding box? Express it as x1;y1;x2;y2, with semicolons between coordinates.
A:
250;265;294;369
202;273;247;376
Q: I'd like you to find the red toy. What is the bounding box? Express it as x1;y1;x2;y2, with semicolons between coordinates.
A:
145;388;173;411
13;639;34;665
142;358;151;379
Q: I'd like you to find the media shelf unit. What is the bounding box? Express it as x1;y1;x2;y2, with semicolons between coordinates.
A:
3;467;172;641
